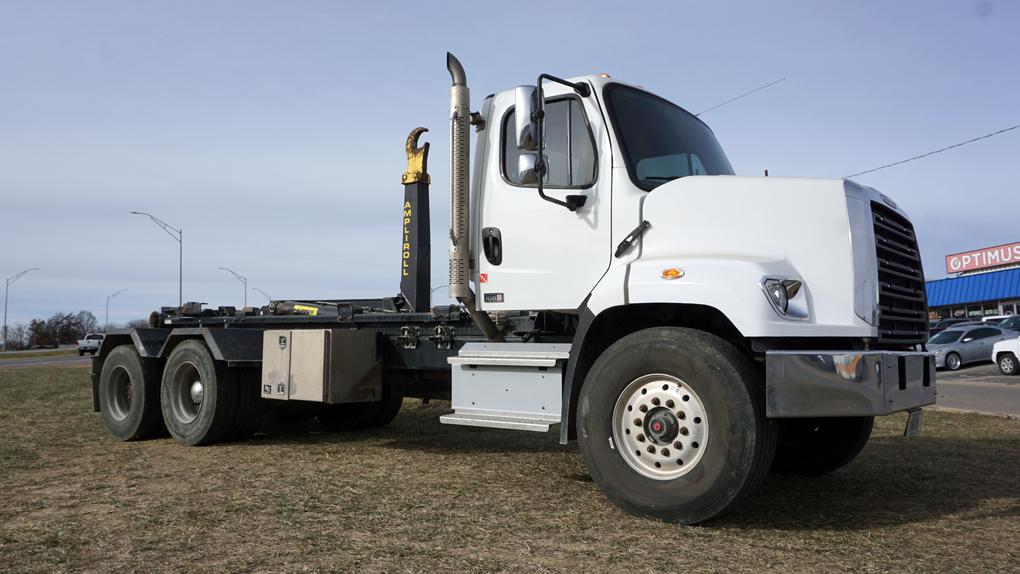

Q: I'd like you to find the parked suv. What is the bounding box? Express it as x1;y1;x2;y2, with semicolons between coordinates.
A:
992;336;1020;376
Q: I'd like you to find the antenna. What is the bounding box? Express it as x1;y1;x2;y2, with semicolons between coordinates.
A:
845;123;1020;178
696;77;787;117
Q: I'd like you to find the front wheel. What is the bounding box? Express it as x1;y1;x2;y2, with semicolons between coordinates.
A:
576;327;775;524
943;352;962;371
998;352;1019;376
771;417;873;476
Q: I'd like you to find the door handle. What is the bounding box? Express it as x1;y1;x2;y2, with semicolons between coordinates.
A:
482;227;502;265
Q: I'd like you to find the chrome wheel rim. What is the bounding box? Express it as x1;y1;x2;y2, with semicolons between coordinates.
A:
105;365;133;421
169;361;204;424
947;354;960;370
1002;356;1016;373
612;373;709;480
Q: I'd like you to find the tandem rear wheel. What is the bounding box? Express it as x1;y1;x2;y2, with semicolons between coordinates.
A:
98;345;165;441
317;380;404;431
576;327;776;525
160;339;263;445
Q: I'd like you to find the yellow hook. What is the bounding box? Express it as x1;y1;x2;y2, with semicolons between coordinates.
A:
402;127;430;185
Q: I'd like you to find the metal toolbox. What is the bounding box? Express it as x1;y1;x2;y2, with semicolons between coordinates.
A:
260;329;381;404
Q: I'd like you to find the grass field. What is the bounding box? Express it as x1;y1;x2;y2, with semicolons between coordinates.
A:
1;366;1018;573
0;350;77;362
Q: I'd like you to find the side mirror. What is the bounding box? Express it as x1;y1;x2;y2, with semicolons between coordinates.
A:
514;85;540;151
517;153;547;185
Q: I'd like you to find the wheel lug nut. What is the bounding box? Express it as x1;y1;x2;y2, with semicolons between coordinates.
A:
634;418;642;426
661;448;670;456
637;434;645;442
666;399;675;408
677;411;686;419
680;427;689;436
647;445;656;453
673;441;683;450
639;405;648;413
651;397;660;406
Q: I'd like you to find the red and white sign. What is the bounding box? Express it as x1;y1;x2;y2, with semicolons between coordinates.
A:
945;241;1020;273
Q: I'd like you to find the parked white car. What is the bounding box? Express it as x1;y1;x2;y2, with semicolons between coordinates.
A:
992;336;1020;376
77;333;105;356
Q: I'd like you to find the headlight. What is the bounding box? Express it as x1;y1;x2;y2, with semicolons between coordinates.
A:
762;278;807;319
934;349;943;356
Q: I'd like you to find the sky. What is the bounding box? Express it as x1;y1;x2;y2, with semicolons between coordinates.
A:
1;0;1017;328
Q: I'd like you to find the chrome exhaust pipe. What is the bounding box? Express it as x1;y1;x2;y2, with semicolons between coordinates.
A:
446;52;503;342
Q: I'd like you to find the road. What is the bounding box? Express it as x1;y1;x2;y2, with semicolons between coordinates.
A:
0;354;90;368
936;363;1020;416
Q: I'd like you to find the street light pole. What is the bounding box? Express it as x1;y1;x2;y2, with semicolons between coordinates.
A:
251;287;272;303
2;268;39;352
130;211;182;307
218;267;248;308
105;289;128;333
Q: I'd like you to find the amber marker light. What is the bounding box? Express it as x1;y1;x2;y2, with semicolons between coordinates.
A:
661;268;684;280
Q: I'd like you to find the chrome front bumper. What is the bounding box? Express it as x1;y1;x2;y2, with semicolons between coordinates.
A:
765;350;936;417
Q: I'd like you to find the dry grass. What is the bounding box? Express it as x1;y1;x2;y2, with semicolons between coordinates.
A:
1;366;1018;573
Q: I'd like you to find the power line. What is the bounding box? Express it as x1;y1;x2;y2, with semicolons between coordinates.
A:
695;77;787;117
845;123;1020;178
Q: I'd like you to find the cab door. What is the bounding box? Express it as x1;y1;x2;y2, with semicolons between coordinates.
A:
474;83;612;312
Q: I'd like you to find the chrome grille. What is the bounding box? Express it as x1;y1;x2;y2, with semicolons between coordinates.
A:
872;202;928;344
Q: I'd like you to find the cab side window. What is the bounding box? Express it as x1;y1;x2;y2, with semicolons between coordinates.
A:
503;98;596;188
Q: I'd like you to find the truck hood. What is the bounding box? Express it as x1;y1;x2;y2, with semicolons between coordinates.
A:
635;175;867;334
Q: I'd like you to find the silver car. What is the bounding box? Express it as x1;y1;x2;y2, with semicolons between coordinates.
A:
929;326;1014;370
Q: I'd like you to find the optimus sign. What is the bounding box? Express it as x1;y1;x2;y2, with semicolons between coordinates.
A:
945;241;1020;273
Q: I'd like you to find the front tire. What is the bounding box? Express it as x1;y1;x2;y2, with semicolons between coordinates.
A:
576;327;776;524
98;345;163;440
771;417;873;476
998;352;1019;376
944;352;962;371
160;340;238;445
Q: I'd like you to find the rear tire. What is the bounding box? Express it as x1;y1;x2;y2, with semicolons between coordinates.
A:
318;380;404;431
998;352;1019;376
576;327;776;524
771;417;873;476
98;345;164;440
160;340;238;446
945;352;962;371
227;368;266;441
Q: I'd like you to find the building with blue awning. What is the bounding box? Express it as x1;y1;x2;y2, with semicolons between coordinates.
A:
925;242;1020;319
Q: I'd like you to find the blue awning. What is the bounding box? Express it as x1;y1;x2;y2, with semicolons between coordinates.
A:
926;267;1020;307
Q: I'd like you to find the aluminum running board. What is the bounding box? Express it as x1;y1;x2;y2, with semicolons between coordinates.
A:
439;411;560;432
441;342;570;432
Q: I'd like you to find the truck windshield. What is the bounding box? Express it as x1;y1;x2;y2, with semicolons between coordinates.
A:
604;84;734;191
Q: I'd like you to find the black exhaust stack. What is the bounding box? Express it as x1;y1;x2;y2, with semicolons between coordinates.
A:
400;127;432;313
